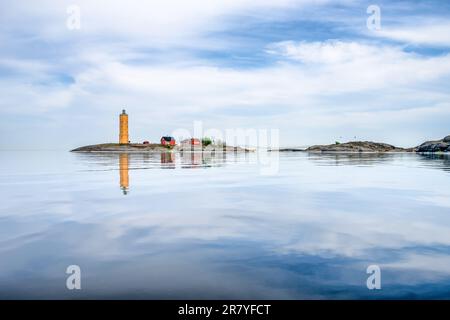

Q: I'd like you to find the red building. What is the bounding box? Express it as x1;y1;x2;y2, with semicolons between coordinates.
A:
161;136;176;146
181;138;201;146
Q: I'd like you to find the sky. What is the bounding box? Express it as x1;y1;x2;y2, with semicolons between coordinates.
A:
0;0;450;149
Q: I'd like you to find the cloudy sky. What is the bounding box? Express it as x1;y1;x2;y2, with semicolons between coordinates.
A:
0;0;450;149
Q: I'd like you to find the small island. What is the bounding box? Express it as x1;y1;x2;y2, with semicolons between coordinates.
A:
71;110;252;153
305;141;411;153
271;135;450;153
416;135;450;153
71;143;252;153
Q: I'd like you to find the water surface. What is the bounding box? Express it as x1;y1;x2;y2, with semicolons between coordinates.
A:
0;150;450;299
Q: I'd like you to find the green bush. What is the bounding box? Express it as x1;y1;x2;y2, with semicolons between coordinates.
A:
202;137;213;146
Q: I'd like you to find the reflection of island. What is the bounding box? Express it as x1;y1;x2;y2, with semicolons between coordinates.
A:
181;152;202;168
119;153;129;195
73;150;234;194
306;152;399;166
418;153;450;172
180;151;226;168
160;152;175;169
305;152;450;172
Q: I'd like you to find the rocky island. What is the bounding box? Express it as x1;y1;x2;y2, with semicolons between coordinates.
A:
71;111;448;154
271;135;450;153
415;135;450;153
306;141;412;153
71;143;252;153
71;110;252;153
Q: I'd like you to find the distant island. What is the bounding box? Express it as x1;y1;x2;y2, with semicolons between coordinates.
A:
270;135;450;153
415;135;450;153
72;136;450;154
70;110;449;154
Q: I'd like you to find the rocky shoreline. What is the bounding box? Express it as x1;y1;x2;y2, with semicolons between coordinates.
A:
306;141;411;153
416;135;450;153
72;135;450;154
271;135;450;153
71;143;252;153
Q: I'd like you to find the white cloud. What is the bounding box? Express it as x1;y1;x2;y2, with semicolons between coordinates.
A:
266;40;392;64
0;0;328;46
385;253;450;276
373;22;450;47
266;40;450;91
0;1;450;148
2;39;450;147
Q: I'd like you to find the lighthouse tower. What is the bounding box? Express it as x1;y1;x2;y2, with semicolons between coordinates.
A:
119;109;129;144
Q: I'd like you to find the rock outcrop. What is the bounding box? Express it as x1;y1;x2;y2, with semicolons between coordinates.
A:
71;143;169;152
71;143;252;153
72;137;450;154
416;136;450;153
305;141;411;153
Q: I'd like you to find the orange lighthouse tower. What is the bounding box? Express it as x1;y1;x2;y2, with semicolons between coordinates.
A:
119;109;129;144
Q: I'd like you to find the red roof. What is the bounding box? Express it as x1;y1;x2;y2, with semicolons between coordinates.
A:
181;138;201;145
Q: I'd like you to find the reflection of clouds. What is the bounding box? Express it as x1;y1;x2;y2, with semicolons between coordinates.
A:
1;152;450;298
417;195;450;208
417;153;450;173
306;152;402;167
385;252;450;276
307;152;450;174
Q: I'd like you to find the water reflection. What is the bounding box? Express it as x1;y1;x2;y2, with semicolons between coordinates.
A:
179;151;226;168
303;152;450;174
160;152;175;169
74;152;233;194
5;150;447;299
417;153;450;172
115;152;230;193
305;152;404;166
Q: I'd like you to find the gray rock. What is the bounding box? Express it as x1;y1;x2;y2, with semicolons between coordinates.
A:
444;135;450;143
416;138;450;152
305;141;409;153
71;143;252;153
434;143;448;152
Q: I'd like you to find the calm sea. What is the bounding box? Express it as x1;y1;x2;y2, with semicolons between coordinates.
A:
0;150;449;299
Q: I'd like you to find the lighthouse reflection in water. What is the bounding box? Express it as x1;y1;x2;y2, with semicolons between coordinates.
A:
119;153;130;195
118;151;228;194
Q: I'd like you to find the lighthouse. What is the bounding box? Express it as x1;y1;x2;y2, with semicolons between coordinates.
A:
119;109;129;144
